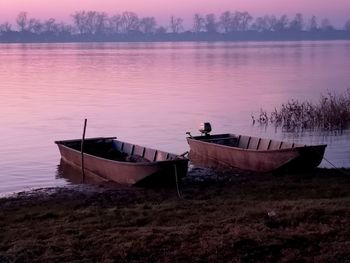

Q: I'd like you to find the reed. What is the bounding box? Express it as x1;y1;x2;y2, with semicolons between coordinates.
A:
255;89;350;131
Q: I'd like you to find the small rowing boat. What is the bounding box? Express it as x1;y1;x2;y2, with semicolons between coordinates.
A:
55;137;188;185
187;123;326;172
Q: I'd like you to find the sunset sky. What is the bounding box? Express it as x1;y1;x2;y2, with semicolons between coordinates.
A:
0;0;350;27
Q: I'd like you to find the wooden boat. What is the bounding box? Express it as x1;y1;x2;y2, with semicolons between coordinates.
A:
187;133;327;172
55;137;188;185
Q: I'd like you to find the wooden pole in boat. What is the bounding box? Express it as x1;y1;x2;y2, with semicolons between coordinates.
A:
81;118;87;184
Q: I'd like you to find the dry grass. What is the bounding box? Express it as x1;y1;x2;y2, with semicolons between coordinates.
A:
255;89;350;131
1;168;350;262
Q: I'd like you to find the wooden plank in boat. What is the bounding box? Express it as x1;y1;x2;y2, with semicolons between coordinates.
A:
238;135;251;149
258;139;271;150
155;151;168;161
113;140;123;151
123;143;134;155
269;140;282;150
144;148;157;161
134;145;145;157
281;142;293;149
248;137;260;150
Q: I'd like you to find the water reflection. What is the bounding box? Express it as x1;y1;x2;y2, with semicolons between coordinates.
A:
56;159;111;185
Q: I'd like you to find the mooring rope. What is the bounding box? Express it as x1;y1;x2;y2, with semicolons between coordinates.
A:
310;146;350;176
81;118;87;184
174;164;183;199
321;155;350;176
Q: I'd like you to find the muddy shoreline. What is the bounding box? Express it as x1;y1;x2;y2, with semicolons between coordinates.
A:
1;167;350;262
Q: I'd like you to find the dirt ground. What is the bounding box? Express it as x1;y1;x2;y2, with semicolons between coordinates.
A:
1;167;350;263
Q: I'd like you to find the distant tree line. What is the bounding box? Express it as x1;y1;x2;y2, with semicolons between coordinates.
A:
1;11;350;42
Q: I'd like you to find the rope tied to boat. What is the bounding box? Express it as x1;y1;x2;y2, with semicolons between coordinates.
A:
81;118;87;184
310;146;350;176
174;163;183;199
321;155;350;176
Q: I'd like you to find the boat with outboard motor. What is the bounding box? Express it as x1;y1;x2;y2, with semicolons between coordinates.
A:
186;123;326;172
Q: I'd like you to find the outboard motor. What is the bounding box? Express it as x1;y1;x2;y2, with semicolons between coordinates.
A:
199;122;212;136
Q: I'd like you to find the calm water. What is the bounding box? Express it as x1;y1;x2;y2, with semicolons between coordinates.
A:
1;41;350;195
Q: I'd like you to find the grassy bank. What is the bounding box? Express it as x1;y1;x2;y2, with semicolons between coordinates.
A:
1;167;350;262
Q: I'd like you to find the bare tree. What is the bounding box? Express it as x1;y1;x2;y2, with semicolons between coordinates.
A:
169;16;183;33
2;10;349;41
252;15;276;32
218;11;252;32
205;14;217;33
230;12;241;31
193;13;205;33
251;17;263;32
28;18;42;34
43;18;57;33
85;11;98;34
273;15;288;31
109;14;122;34
57;23;74;36
42;20;69;36
139;17;157;34
72;11;88;34
121;11;139;33
94;12;108;35
289;13;304;31
239;11;253;31
0;22;12;33
308;16;318;31
219;11;232;33
71;11;107;35
16;12;28;32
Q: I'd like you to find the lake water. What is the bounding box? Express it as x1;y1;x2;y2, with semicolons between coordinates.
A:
1;41;350;195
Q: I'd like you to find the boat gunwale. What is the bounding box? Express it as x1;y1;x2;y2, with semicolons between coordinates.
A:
187;136;327;154
54;137;117;144
56;139;188;167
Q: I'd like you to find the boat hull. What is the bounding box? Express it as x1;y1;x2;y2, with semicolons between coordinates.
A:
56;138;188;185
187;135;326;172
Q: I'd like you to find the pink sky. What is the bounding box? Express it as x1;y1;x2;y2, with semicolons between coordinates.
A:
1;0;350;27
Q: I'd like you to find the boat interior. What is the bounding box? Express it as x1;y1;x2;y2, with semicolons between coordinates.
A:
57;138;179;162
112;140;179;162
192;134;305;151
